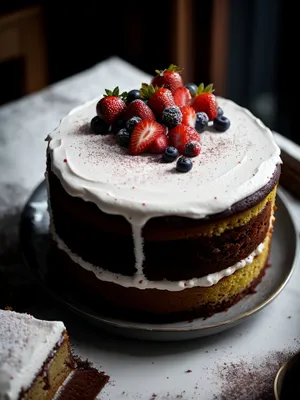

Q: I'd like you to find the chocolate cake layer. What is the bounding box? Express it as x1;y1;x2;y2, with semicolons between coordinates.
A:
48;167;275;280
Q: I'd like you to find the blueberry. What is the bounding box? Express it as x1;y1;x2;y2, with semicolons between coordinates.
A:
90;116;110;134
162;106;182;128
126;116;142;133
213;115;231;132
183;141;201;157
116;128;131;147
111;119;126;133
217;106;224;116
176;156;193;173
195;112;209;133
184;82;198;97
162;146;179;163
127;89;142;104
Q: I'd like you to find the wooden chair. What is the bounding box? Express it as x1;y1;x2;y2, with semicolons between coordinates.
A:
0;5;48;95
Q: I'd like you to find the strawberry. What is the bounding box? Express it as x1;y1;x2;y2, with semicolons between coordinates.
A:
173;86;192;107
140;83;175;117
122;99;156;121
129;120;165;155
96;87;127;125
149;133;168;154
180;105;196;127
151;64;183;94
191;83;218;120
168;124;200;154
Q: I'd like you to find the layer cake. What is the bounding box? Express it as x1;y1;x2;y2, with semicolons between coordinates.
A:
45;66;282;322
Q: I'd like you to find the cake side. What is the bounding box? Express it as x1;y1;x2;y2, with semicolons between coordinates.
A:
47;166;278;285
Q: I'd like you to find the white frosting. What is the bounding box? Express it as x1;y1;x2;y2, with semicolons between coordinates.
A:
51;226;265;291
47;95;281;290
0;310;65;400
47;96;281;225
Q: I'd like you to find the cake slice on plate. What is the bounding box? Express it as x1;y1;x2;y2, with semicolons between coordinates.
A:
0;309;75;400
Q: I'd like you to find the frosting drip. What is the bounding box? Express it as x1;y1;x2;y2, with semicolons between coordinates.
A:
0;310;65;400
51;226;266;291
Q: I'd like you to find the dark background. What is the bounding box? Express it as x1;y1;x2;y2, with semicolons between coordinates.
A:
0;0;298;144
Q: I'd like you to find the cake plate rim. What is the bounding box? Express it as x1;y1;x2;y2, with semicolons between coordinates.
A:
19;180;299;340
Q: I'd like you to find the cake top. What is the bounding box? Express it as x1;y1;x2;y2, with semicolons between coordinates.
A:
47;64;281;226
0;309;65;399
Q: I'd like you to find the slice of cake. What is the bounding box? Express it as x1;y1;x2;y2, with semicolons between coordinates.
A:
0;309;75;399
45;64;282;322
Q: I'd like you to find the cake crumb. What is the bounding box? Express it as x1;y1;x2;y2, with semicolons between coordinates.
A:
185;369;192;373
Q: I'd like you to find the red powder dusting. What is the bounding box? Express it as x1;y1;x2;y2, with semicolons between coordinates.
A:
216;349;297;399
184;283;187;287
139;280;143;284
63;159;67;163
186;369;192;373
142;202;146;206
214;196;217;200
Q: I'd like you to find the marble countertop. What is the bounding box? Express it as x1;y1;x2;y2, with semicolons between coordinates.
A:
1;57;300;400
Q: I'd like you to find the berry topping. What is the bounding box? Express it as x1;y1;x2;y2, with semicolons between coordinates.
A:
127;89;142;104
180;105;196;127
183;141;201;157
213;115;231;132
117;128;131;147
122;99;156;121
162;106;182;128
195;112;209;133
176;156;193;173
217;106;224;116
149;132;168;154
90;116;110;134
168;124;200;154
173;86;192;107
140;84;175;117
191;83;218;120
96;87;127;125
184;82;198;97
162;146;179;162
126;116;142;132
129;120;165;155
151;64;183;94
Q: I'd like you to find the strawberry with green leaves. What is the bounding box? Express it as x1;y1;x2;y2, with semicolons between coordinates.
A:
151;64;183;94
140;83;175;118
96;87;127;125
191;83;218;121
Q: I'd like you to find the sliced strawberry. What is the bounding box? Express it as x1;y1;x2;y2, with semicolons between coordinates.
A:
96;87;127;125
191;83;218;120
168;124;200;154
149;133;168;154
122;99;156;121
180;105;196;127
173;87;192;107
140;84;175;117
151;64;183;94
129;120;165;155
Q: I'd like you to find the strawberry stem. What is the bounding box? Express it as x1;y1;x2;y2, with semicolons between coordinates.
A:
140;83;162;100
103;86;127;100
154;64;182;76
195;83;215;96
